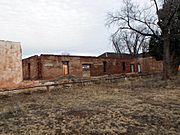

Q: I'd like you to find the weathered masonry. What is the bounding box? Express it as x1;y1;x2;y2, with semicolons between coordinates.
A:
130;57;163;74
0;40;23;88
23;54;132;80
22;53;163;80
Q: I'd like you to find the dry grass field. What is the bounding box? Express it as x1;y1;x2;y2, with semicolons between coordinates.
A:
0;79;180;135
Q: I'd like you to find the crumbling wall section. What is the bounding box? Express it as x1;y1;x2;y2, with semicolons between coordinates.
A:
22;55;40;80
130;57;163;73
22;55;133;80
139;57;163;73
80;57;131;76
0;40;22;88
40;55;82;80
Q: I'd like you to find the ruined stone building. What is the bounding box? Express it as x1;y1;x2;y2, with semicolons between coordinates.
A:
99;52;163;75
23;54;131;80
0;39;163;89
22;52;163;80
0;40;22;88
131;57;163;74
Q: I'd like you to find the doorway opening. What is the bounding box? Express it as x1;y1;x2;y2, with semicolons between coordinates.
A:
103;61;107;72
137;64;142;73
28;63;30;79
130;64;135;73
62;61;69;75
82;64;91;77
122;62;126;71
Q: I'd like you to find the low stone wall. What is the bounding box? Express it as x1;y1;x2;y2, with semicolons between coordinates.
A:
0;73;166;96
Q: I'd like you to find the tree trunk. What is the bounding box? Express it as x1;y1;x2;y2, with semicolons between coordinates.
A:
170;45;180;76
163;31;179;80
163;31;171;80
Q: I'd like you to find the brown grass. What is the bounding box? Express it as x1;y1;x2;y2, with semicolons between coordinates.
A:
0;81;180;135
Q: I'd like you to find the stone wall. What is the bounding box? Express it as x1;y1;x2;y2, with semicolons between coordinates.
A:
133;57;163;73
0;40;22;88
22;54;164;81
22;55;40;80
23;55;132;80
80;57;131;76
40;55;82;79
40;55;105;79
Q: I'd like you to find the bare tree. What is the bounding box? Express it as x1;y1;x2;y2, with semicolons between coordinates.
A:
107;0;180;79
112;30;148;57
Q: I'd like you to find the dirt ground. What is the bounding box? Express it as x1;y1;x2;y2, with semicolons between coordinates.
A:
0;81;180;135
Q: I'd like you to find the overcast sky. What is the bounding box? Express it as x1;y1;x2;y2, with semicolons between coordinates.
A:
0;0;126;57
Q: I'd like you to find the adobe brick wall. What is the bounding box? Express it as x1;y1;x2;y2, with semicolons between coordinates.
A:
0;40;22;88
40;55;82;79
80;57;131;76
22;54;164;81
43;56;132;78
22;55;133;80
130;57;163;73
22;55;40;80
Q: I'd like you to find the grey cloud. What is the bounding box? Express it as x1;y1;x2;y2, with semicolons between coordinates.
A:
0;0;122;57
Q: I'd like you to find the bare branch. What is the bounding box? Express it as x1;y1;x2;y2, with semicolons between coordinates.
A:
153;0;159;13
111;30;149;57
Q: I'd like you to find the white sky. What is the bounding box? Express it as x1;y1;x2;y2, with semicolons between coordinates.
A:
0;0;124;58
